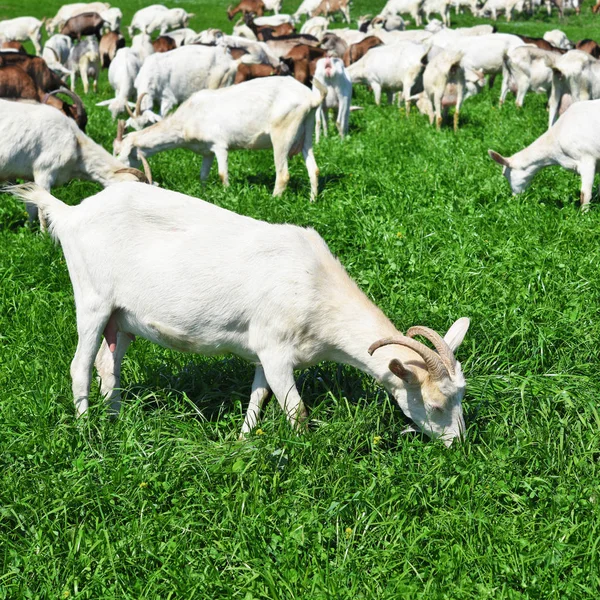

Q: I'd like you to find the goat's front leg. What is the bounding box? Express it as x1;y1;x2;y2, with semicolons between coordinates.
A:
200;154;214;182
213;147;229;186
579;159;596;210
239;366;271;439
260;353;308;431
80;57;90;94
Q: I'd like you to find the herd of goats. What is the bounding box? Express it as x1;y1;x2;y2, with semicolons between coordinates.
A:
1;0;600;444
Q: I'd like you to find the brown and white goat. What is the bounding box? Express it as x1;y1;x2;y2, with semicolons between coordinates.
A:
152;36;177;53
311;0;352;23
343;36;383;67
61;12;105;41
99;31;125;68
228;0;266;21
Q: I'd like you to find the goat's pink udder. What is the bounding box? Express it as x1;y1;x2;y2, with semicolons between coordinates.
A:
104;313;119;353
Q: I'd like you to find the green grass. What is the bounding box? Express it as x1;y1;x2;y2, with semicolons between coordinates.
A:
2;1;600;598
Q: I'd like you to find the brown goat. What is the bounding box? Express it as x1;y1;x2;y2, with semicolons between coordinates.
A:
227;0;265;21
152;36;177;53
343;36;384;66
234;61;291;84
575;39;600;59
311;0;351;23
0;65;87;130
285;45;327;86
99;31;126;68
61;12;105;41
0;53;65;93
244;14;295;40
1;41;27;53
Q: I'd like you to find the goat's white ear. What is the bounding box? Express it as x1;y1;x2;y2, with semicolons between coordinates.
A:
488;149;510;168
389;359;418;385
444;317;470;352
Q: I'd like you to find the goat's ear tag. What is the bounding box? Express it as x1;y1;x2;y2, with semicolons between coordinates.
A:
488;149;510;168
389;359;418;385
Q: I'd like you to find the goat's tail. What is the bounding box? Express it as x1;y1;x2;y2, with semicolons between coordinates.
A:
311;78;327;108
4;184;69;239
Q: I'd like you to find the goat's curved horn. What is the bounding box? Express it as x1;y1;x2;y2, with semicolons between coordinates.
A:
134;92;147;117
125;102;135;118
368;336;449;381
45;87;87;130
406;326;456;376
116;119;125;142
137;149;153;185
115;167;148;184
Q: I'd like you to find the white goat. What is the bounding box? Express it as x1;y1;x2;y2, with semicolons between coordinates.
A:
543;30;572;51
42;34;73;77
126;45;242;130
0;100;148;222
347;42;428;114
96;48;142;119
379;0;425;27
477;0;524;20
196;30;279;66
100;8;122;32
300;16;330;39
128;4;168;36
312;57;352;142
422;0;453;26
164;28;200;46
450;0;480;14
67;37;100;94
131;33;155;62
46;3;110;34
489;99;600;209
0;17;43;55
8;181;470;446
262;0;284;13
115;77;324;201
254;14;295;25
549;50;600;128
293;0;324;20
145;8;195;36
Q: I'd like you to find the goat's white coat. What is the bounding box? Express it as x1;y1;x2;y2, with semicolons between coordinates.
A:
128;4;168;36
46;3;111;33
97;48;142;119
543;29;572;50
9;182;470;445
145;8;194;36
100;8;122;32
42;34;73;76
116;77;323;201
489;99;600;209
379;0;425;27
0;17;43;55
130;33;154;62
67;37;100;94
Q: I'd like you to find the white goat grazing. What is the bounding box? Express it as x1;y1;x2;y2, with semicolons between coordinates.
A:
8;181;470;446
42;34;73;76
196;30;279;67
312;57;352;142
164;28;200;46
127;45;242;130
422;0;453;26
128;4;168;36
115;77;324;201
262;0;284;13
0;100;148;222
500;46;559;108
67;37;100;94
379;0;425;27
543;30;572;50
96;48;142;119
347;42;428;114
130;33;155;62
293;0;324;20
477;0;523;20
0;17;43;55
100;8;122;32
450;0;480;14
254;14;295;25
46;3;111;33
300;16;330;39
489;99;600;209
548;50;600;129
145;8;195;36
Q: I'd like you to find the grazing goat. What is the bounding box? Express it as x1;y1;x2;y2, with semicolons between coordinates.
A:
234;60;291;83
343;36;383;67
0;100;148;222
99;31;125;68
311;0;352;22
96;48;141;119
379;0;425;27
61;13;105;41
0;17;43;56
7;181;471;446
127;45;242;130
293;0;324;20
543;30;572;50
115;77;325;200
489;99;600;210
43;35;73;76
312;57;352;141
46;3;110;34
347;42;428;114
146;9;195;36
300;16;330;39
228;0;266;20
164;28;200;46
131;33;155;62
284;44;327;85
422;0;453;26
128;5;168;36
152;36;177;53
575;39;600;60
100;8;122;32
68;38;100;93
0;53;65;93
477;0;524;21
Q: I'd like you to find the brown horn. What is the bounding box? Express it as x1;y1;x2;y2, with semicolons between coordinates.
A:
116;119;125;142
45;87;87;131
115;167;148;184
406;326;456;376
137;149;153;185
368;336;449;381
135;92;147;117
125;102;135;118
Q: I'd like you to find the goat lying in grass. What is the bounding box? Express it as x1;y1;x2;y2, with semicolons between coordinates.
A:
8;182;470;446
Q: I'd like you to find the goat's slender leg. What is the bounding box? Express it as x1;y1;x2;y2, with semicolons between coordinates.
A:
579;159;596;210
80;57;90;94
260;354;308;430
272;128;298;197
71;308;111;417
95;331;132;416
371;82;382;106
301;113;319;202
239;366;271;438
200;154;214;182
32;172;55;230
213;146;229;186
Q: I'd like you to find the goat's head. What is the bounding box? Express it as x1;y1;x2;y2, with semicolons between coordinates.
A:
113;120;153;184
488;150;533;194
369;318;470;447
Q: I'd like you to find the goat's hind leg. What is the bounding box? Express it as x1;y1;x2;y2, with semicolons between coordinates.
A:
579;159;596;211
239;365;272;438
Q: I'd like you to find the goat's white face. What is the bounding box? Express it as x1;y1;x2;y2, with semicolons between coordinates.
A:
125;111;161;131
489;149;531;195
372;317;470;447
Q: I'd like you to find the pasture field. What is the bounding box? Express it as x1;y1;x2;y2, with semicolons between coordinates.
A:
2;0;600;597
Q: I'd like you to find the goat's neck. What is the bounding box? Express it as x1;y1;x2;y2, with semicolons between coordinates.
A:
130;119;185;157
77;133;131;186
511;130;558;172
